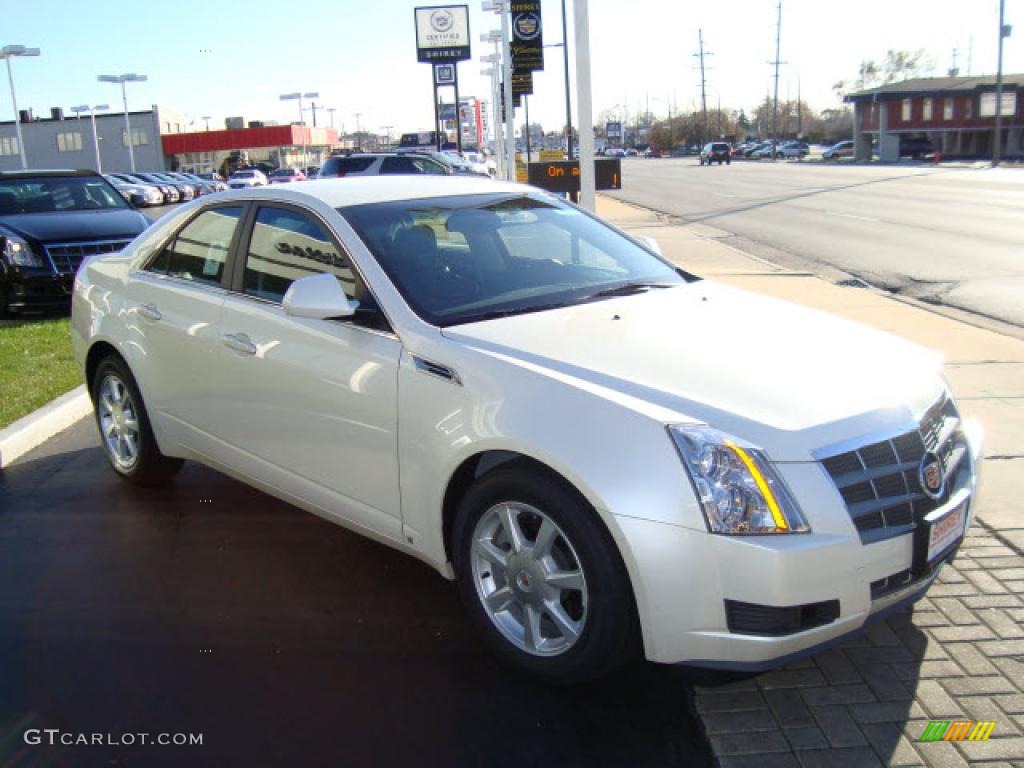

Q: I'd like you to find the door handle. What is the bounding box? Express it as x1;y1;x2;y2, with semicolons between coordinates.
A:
223;333;257;356
137;303;162;322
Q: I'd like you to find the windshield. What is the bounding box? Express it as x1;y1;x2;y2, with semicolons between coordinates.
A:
0;176;128;213
233;170;255;178
339;192;688;327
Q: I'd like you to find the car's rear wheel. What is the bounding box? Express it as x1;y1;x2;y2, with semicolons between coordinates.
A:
91;356;183;485
453;465;638;684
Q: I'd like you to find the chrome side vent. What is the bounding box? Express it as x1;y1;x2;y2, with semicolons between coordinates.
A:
411;354;462;386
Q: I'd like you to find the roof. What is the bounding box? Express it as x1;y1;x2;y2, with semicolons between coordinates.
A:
846;74;1024;100
212;175;528;208
0;169;100;178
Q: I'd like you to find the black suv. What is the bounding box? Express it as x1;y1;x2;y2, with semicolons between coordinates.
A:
0;170;149;316
700;142;732;165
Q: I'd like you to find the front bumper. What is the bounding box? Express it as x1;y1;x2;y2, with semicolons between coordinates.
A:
2;271;74;312
617;419;982;668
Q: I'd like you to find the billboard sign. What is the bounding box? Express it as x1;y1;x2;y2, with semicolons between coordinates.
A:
511;0;544;71
415;5;471;62
526;158;622;193
606;121;622;141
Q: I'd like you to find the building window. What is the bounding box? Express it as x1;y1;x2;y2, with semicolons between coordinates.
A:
56;132;83;152
944;98;954;120
122;129;149;147
965;97;973;119
901;99;912;122
0;136;18;156
923;98;933;121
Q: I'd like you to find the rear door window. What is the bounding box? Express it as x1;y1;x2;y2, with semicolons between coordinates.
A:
148;206;243;285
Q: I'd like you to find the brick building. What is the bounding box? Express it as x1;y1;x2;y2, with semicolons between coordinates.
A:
845;75;1024;162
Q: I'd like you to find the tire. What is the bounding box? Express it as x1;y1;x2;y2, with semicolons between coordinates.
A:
91;355;183;485
452;465;638;684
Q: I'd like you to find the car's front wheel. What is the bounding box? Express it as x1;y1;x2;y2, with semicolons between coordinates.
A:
91;355;183;485
453;465;638;684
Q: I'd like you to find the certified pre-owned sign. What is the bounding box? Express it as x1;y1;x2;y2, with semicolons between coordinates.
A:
415;5;471;62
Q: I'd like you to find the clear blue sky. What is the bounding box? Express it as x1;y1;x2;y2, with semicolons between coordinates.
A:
5;0;1019;135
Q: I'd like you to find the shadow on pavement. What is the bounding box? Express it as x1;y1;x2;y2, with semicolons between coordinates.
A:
0;425;714;768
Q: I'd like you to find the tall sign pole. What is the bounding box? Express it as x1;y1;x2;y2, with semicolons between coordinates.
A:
501;6;515;180
574;0;595;210
561;0;573;165
415;5;472;151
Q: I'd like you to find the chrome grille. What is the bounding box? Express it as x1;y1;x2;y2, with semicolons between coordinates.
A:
43;239;132;274
819;394;967;543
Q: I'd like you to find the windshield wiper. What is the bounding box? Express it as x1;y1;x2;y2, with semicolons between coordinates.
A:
578;281;678;302
444;301;578;326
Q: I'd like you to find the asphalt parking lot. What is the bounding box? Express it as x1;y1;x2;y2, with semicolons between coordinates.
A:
0;416;714;768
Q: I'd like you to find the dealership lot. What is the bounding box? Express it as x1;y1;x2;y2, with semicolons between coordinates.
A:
0;417;713;768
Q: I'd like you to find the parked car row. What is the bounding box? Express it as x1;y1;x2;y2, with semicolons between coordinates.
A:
104;171;227;206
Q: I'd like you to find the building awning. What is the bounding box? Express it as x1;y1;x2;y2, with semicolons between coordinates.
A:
162;125;338;154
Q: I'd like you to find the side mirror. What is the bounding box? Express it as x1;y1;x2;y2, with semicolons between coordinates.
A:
636;235;662;255
282;273;359;320
129;193;147;208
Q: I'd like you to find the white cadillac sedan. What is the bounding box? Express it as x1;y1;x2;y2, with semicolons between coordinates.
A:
71;176;982;683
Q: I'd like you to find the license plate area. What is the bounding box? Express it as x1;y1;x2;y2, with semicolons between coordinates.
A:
912;495;969;575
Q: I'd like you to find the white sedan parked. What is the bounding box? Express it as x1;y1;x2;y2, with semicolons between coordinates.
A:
71;176;981;683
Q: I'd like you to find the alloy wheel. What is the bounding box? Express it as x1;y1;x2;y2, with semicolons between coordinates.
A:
97;374;141;470
470;501;588;656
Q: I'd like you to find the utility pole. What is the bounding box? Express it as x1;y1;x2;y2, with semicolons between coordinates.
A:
693;30;711;145
949;47;960;76
770;0;783;161
354;112;362;151
993;0;1009;166
796;73;802;136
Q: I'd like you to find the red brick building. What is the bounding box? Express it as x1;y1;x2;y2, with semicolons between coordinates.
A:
845;75;1023;162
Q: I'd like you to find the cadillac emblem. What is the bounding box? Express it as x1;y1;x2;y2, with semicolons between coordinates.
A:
918;451;945;500
430;9;455;33
514;13;542;40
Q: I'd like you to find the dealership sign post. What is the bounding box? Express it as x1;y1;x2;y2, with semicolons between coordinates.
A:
415;5;471;150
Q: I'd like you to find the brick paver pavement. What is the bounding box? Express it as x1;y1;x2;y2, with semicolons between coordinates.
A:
694;523;1024;767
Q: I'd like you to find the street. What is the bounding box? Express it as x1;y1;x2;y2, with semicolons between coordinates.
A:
0;418;713;768
609;159;1024;330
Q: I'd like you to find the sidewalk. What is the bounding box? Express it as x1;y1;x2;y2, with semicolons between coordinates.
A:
599;195;1024;767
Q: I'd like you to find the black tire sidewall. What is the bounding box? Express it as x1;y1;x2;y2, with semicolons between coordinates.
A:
452;466;637;684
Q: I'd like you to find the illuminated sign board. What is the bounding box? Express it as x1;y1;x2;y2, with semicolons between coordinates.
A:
526;159;622;193
414;5;471;62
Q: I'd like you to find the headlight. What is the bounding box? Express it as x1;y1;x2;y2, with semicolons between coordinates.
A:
1;233;45;268
668;425;810;535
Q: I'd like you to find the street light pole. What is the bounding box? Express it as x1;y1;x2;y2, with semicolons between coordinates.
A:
98;73;147;173
560;0;574;164
574;0;596;210
1;45;41;170
70;103;109;172
280;91;318;170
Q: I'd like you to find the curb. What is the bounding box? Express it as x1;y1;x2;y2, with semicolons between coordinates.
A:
0;385;91;468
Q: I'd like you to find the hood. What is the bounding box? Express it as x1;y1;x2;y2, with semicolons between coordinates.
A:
442;281;944;461
0;209;149;244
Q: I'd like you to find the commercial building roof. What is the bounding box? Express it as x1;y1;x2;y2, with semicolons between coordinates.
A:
846;74;1024;101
